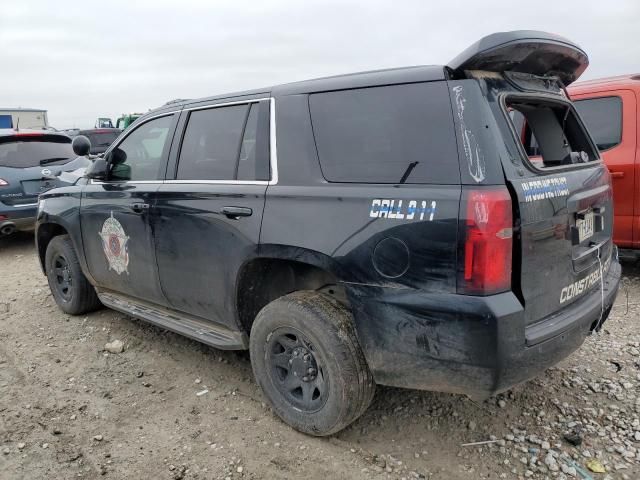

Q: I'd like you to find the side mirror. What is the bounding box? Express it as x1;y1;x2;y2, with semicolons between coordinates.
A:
85;157;109;180
110;147;127;165
72;135;91;156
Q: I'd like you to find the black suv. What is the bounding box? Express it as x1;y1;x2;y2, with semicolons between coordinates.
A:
37;31;621;436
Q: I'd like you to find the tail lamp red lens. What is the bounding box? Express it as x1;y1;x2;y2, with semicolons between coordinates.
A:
458;188;513;295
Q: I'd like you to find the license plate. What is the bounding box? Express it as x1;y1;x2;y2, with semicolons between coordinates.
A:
577;212;595;243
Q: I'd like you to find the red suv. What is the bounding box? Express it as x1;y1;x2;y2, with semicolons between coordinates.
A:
569;75;640;248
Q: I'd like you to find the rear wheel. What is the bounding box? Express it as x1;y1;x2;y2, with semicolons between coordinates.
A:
45;235;101;315
250;291;375;436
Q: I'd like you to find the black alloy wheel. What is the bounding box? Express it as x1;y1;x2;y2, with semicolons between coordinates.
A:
51;253;73;301
266;328;329;413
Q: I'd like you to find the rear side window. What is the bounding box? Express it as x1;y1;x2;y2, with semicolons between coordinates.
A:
309;82;459;184
573;96;622;151
0;136;75;168
176;101;270;181
506;97;598;169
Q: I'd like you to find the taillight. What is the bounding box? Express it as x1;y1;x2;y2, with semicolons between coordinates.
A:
0;178;8;187
457;187;513;295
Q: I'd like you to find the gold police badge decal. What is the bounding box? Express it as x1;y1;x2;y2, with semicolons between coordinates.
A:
99;212;130;275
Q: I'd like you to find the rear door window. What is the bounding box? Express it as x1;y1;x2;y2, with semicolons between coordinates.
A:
176;101;270;181
309;82;459;184
0;136;75;168
573;96;623;151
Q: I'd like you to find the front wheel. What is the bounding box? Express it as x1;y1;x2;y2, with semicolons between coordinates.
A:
45;235;101;315
249;291;375;436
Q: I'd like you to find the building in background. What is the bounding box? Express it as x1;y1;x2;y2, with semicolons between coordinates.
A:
0;108;48;129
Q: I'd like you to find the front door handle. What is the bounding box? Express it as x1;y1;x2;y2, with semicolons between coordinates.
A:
221;206;252;219
130;202;150;213
609;170;625;179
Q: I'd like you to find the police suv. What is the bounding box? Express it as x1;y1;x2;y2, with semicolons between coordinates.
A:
37;31;621;436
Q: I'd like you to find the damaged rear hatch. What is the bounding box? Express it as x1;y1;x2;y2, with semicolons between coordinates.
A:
447;31;614;345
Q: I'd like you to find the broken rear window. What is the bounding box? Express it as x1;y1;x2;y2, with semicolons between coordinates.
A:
506;97;598;169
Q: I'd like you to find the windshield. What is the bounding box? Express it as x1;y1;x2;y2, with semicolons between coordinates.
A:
0;137;75;168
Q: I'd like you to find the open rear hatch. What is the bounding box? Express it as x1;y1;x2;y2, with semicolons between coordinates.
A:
448;30;588;86
449;32;613;344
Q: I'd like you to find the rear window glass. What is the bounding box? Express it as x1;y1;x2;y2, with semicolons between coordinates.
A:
506;98;598;169
0;136;75;168
573;96;622;151
309;82;459;184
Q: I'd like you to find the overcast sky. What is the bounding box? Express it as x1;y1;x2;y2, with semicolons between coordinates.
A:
1;0;638;129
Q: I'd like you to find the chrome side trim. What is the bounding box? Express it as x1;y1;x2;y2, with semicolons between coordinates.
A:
11;202;38;207
164;180;268;185
269;97;279;185
89;180;163;185
184;97;270;112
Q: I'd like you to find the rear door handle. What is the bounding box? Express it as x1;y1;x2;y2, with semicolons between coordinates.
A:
221;206;252;219
609;170;625;178
130;202;150;213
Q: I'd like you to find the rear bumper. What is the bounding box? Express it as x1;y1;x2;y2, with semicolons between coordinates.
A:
0;202;37;233
347;259;621;399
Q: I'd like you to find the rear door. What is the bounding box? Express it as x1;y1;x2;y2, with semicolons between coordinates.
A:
497;89;613;328
571;91;637;247
80;113;177;305
153;98;270;328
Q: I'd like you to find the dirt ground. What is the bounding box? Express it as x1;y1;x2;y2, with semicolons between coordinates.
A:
1;232;639;480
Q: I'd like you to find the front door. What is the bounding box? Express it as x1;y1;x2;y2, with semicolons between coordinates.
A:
154;99;270;328
80;113;178;304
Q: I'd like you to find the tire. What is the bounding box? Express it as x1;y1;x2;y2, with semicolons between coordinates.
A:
45;235;101;315
250;290;375;436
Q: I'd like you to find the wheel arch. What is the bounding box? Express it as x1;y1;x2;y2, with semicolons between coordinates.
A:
37;222;70;273
235;245;349;335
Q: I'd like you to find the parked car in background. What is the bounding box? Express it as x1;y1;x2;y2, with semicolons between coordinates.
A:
568;75;640;249
77;128;122;155
95;117;114;129
115;113;142;130
61;128;81;138
0;130;89;236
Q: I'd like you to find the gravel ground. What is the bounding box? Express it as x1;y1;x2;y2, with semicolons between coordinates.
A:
1;232;639;480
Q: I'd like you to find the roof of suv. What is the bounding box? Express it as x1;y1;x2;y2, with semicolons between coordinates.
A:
569;73;640;94
148;65;447;116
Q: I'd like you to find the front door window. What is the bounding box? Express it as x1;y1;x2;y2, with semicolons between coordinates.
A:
109;115;173;181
